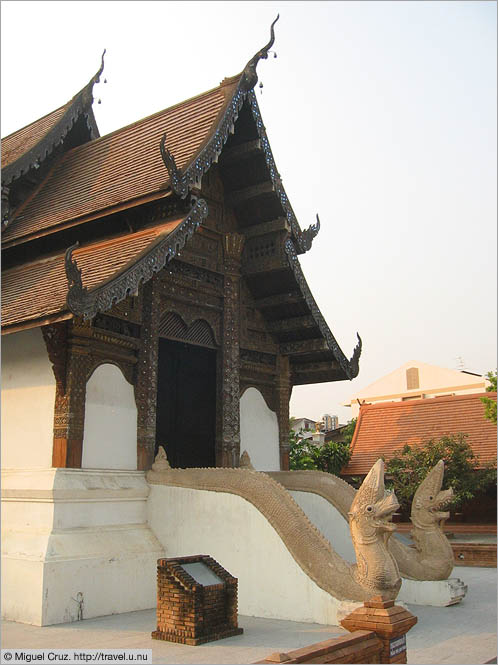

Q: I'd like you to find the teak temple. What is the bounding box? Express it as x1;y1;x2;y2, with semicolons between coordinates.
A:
1;21;365;626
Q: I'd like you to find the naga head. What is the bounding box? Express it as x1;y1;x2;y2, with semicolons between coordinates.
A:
411;460;454;528
349;459;400;543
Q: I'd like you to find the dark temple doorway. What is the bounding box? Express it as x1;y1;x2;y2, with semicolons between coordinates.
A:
155;338;217;468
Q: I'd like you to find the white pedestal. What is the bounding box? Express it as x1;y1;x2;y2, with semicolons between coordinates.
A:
398;577;467;606
1;468;165;625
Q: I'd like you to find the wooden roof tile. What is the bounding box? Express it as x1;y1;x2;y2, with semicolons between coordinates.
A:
343;393;497;475
3;83;234;244
1;103;70;170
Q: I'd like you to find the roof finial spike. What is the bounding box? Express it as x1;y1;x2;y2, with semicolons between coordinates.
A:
94;49;106;85
81;49;107;107
240;14;279;93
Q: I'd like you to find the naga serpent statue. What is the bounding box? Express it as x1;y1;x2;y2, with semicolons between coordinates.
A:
148;454;401;602
269;459;455;581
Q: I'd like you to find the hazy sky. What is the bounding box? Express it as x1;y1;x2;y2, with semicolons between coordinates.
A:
2;1;496;423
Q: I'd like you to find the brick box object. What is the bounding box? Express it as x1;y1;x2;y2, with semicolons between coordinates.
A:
340;596;417;664
151;555;243;646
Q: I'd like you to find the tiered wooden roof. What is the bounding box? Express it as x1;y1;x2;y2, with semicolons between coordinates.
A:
2;85;230;246
1;23;362;383
343;393;497;475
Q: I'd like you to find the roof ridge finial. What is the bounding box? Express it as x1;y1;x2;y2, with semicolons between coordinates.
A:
93;49;106;86
240;15;279;93
81;49;107;106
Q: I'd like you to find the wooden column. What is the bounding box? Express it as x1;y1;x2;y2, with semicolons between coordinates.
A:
220;233;245;467
276;355;291;470
136;277;161;470
43;320;90;468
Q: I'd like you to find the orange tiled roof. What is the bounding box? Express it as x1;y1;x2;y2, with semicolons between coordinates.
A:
343;393;497;475
1;217;185;330
3;81;236;245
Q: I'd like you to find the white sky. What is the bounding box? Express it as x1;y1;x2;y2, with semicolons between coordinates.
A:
2;1;496;423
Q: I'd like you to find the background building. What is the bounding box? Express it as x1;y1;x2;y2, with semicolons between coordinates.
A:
345;361;490;418
323;414;339;430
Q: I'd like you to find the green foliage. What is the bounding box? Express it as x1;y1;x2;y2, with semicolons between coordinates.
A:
341;418;357;444
385;433;497;516
481;371;497;424
289;424;352;475
314;440;352;474
289;436;318;470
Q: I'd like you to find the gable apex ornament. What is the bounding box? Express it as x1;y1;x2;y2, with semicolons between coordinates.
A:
240;15;279;93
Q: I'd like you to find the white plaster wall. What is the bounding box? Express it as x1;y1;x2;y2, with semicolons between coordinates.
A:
1;328;56;469
148;484;341;625
240;387;280;471
290;490;356;563
82;364;137;470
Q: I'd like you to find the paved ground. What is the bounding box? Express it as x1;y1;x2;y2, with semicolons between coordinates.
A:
2;567;496;664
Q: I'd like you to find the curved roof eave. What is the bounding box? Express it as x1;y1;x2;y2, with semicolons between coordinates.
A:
65;198;209;321
1;52;105;187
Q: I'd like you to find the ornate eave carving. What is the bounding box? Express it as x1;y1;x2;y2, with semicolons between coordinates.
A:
284;238;362;380
2;51;105;189
65;198;209;320
157;18;316;255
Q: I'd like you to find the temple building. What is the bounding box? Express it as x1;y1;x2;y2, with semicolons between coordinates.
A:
1;25;361;625
2;40;361;475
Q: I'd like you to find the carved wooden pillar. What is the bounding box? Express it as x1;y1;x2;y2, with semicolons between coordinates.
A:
220;233;245;467
276;355;291;470
136;277;161;470
42;320;90;468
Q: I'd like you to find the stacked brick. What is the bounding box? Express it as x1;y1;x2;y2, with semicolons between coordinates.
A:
340;596;417;664
151;555;243;646
255;630;383;663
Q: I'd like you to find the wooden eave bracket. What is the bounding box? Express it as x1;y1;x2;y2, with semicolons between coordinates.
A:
64;198;209;321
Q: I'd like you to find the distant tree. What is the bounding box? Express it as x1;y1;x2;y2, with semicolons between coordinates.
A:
288;420;351;474
341;418;357;444
312;440;352;475
289;434;317;470
385;433;497;517
481;371;497;424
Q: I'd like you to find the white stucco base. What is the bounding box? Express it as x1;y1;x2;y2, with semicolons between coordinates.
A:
1;469;164;625
398;577;468;606
240;387;280;471
147;484;342;625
